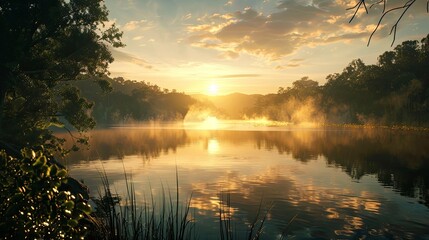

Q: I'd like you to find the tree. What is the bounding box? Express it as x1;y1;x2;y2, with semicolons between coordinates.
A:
0;1;123;237
290;77;320;100
0;0;123;153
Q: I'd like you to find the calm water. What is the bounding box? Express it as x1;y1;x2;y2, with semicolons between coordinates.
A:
60;121;429;239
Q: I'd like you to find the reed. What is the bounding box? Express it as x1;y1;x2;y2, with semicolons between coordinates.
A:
218;192;271;240
90;168;289;239
91;167;196;240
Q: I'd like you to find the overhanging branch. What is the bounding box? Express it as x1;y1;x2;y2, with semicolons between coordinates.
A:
348;0;425;46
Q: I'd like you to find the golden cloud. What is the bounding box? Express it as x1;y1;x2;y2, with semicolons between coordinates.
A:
186;0;394;61
123;19;154;32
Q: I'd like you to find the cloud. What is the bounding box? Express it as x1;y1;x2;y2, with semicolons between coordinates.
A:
185;0;399;60
110;48;153;69
275;58;305;70
132;36;144;41
275;64;300;70
182;13;192;21
123;19;154;32
217;74;260;78
219;50;239;59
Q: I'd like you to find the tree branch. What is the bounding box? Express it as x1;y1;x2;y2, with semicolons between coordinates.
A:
369;0;386;13
347;0;369;23
348;0;423;46
367;0;416;46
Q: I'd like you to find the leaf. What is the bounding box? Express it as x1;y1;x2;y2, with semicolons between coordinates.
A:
22;149;36;159
63;200;75;210
76;202;92;214
56;169;67;178
49;164;58;176
67;219;78;228
32;155;47;167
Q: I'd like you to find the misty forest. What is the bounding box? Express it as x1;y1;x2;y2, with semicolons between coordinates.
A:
72;37;429;127
1;0;429;240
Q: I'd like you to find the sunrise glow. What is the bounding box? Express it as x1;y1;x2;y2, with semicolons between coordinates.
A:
208;84;219;95
104;0;429;94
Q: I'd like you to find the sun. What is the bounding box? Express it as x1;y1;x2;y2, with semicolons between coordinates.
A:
208;83;218;95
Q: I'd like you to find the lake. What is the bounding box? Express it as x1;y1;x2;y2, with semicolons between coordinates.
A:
60;121;429;239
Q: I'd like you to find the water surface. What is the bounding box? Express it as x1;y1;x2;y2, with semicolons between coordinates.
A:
60;122;429;239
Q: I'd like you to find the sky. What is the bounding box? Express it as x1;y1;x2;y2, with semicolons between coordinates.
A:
104;0;429;95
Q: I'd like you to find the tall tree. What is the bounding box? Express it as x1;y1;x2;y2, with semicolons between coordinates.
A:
0;0;123;152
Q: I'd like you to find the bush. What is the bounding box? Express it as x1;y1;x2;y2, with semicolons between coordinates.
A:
0;148;92;239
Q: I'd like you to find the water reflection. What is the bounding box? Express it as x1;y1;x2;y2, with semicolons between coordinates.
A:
61;127;190;163
206;139;220;155
58;124;429;238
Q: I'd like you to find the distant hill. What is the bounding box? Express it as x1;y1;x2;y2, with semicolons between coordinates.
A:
192;93;262;119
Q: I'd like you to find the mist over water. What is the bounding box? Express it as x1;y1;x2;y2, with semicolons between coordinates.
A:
60;121;429;239
181;105;325;131
184;97;327;128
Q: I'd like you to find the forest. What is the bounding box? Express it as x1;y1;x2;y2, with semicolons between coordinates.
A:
73;77;196;124
75;35;429;127
247;35;429;126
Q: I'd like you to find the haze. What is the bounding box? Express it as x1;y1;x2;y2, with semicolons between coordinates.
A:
105;0;429;95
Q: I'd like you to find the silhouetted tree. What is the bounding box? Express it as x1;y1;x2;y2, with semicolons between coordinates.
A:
72;77;196;124
0;0;123;152
250;34;429;126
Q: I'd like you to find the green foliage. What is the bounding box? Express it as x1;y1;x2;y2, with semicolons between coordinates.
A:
0;148;93;239
0;0;123;151
322;35;429;125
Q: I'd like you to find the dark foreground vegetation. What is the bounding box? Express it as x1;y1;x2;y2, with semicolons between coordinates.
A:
0;0;123;238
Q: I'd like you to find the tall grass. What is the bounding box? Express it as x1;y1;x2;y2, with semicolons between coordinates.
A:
90;168;290;240
218;192;271;240
91;168;196;240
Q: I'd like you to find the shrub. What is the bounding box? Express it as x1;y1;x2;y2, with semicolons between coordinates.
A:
0;148;92;239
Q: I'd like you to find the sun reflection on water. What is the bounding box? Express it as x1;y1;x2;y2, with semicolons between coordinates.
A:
61;125;429;239
207;139;219;154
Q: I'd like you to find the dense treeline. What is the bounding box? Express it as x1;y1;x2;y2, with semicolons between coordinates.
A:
73;77;196;124
248;35;429;126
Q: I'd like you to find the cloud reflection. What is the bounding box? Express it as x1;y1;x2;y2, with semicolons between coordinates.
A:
60;125;429;238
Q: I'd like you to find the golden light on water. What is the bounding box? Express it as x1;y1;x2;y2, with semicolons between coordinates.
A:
62;124;429;238
207;139;219;154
